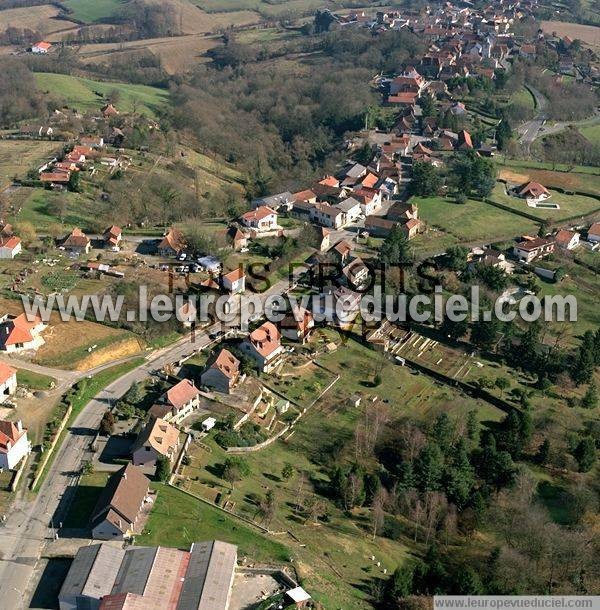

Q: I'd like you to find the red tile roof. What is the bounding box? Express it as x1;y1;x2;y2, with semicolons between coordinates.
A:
209;348;240;380
0;362;16;385
0;313;43;347
388;92;418;105
165;379;200;409
0;420;26;453
63;227;90;249
247;322;281;359
241;205;276;222
0;236;21;250
319;175;340;188
519;181;549;198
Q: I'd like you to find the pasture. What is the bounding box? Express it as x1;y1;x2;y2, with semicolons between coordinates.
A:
579;122;600;145
413;195;539;242
0;5;78;36
34;73;168;116
541;20;600;49
76;35;221;74
0;140;60;190
498;163;600;197
62;0;125;23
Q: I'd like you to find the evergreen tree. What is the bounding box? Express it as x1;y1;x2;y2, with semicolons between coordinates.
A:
379;225;412;266
444;438;475;509
415;443;444;491
536;438;550;465
573;437;597;472
156;456;171;482
383;564;414;604
409;161;442;196
581;381;598;409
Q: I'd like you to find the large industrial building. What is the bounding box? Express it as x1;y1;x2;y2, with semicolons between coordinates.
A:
58;540;237;610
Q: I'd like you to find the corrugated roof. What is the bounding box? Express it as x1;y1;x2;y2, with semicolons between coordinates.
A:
112;547;158;595
177;541;237;610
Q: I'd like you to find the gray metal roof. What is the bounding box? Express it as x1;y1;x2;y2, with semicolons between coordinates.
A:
59;544;125;602
112;547;157;595
177;541;237;610
59;545;101;599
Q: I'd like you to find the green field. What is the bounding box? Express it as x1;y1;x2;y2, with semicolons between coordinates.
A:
510;86;536;110
490;183;600;221
138;483;290;563
16;369;56;390
413;195;539;242
500;158;600;175
9;189;97;232
579;122;600;145
62;0;125;23
34;73;168;117
194;0;330;16
63;471;109;528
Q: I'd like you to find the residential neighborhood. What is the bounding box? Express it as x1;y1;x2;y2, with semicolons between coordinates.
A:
0;0;598;608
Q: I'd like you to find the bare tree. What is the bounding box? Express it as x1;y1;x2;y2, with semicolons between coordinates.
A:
371;487;388;541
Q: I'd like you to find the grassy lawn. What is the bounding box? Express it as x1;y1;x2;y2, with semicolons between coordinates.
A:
510;87;536;110
268;361;338;407
34;73;169;117
63;471;109;528
579;122;600;145
33;358;145;491
414;195;539;242
9;189;98;232
16;369;56;390
538;260;600;335
62;0;125;22
138;483;290;562
500;158;600;176
490;183;600;221
497;162;600;197
0;140;59;189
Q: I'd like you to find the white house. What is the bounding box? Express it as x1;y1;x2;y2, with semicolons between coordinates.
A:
588;222;600;243
31;41;51;54
240;206;278;232
240;322;284;372
0;313;46;353
222;267;245;294
0;420;31;470
513;237;555;263
0;362;17;404
0;236;22;259
517;181;551;204
149;379;201;424
310;203;346;229
554;229;580;250
335;197;363;224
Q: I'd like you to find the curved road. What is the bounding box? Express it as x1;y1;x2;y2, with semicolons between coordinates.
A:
516;85;549;153
0;273;302;609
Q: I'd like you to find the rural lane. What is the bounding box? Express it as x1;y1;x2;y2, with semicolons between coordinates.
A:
517;84;549;153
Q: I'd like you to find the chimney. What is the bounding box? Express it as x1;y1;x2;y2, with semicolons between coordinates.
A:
16;421;22;433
